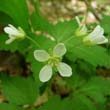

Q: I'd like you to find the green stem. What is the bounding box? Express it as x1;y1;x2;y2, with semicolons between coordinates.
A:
75;16;81;26
26;36;40;48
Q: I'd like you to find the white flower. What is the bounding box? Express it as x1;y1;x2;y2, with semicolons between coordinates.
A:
34;43;72;82
4;24;26;44
83;25;108;45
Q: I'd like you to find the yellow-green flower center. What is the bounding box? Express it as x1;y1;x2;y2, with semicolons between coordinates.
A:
48;56;61;67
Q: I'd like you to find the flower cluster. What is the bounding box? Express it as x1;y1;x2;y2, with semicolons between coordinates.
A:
3;22;109;82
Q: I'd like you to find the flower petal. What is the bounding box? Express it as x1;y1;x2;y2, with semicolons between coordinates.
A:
5;38;15;44
39;65;52;82
92;35;108;44
34;50;50;62
4;25;19;36
89;25;104;39
57;62;72;77
53;43;66;57
83;25;108;45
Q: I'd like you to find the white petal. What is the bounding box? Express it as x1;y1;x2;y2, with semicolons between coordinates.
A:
39;65;52;82
89;25;104;39
4;26;19;36
92;35;108;44
34;50;50;62
84;34;108;45
57;62;72;77
95;25;104;35
53;43;66;57
5;38;15;44
83;25;108;45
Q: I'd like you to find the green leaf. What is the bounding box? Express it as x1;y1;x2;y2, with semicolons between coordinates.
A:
0;75;38;105
0;103;24;110
35;76;110;110
65;74;87;90
79;77;107;103
31;11;53;33
31;12;78;44
0;34;30;53
31;61;43;86
66;76;110;109
0;0;29;30
71;94;97;110
29;34;55;50
73;76;110;105
40;95;97;110
0;11;13;25
100;15;110;34
74;60;96;78
105;78;110;95
40;96;62;110
49;19;78;43
67;45;110;67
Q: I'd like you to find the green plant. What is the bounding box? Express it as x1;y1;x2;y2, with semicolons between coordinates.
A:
0;0;110;110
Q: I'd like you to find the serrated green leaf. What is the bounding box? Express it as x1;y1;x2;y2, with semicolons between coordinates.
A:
0;75;38;105
73;76;110;105
67;45;110;67
79;77;107;103
66;76;110;109
40;95;97;110
72;94;97;110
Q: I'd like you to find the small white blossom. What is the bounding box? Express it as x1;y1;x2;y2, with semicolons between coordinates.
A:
34;43;72;82
83;25;108;45
4;24;26;44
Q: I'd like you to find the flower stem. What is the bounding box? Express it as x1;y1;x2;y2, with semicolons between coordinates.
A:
26;36;40;48
75;16;81;26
